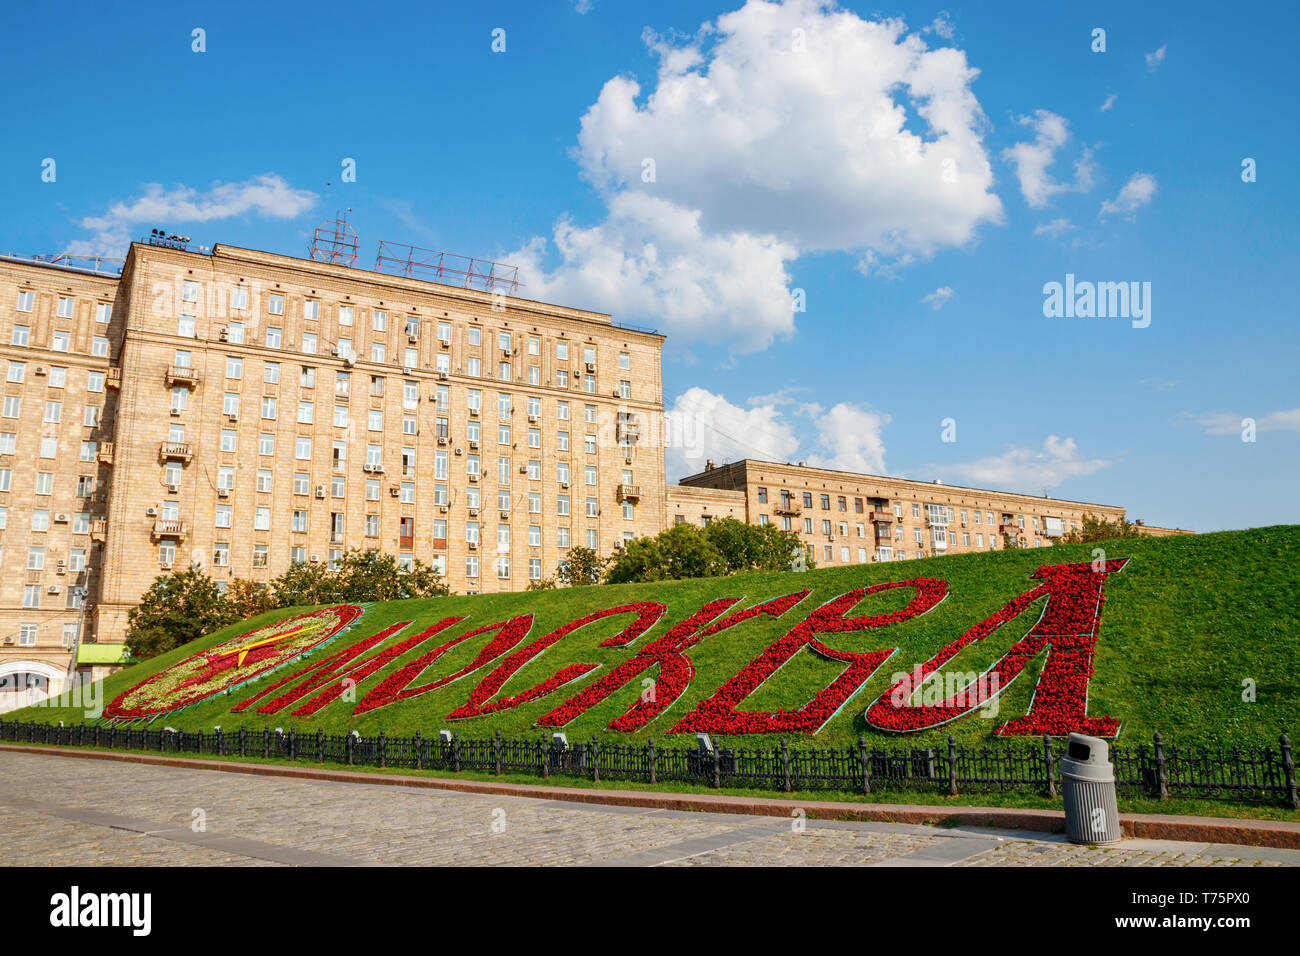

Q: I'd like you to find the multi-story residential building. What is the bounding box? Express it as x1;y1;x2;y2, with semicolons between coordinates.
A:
0;241;665;695
669;459;1133;566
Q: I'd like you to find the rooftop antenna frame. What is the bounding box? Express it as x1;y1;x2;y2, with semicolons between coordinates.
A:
310;208;359;267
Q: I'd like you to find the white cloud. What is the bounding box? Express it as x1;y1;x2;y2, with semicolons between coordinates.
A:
1099;172;1157;219
574;0;593;13
512;0;1003;352
1001;109;1095;208
940;435;1110;493
1033;217;1075;237
1145;45;1167;72
665;386;890;480
921;285;955;309
68;174;318;257
1189;409;1300;436
1100;93;1117;112
923;13;955;40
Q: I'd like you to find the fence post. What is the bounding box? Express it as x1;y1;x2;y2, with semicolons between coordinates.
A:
859;736;871;795
592;734;600;783
414;730;423;771
713;738;722;789
238;724;246;758
1153;732;1169;800
541;735;550;778
947;735;958;797
495;730;503;775
346;731;354;766
287;728;295;762
648;737;656;785
1044;734;1056;798
782;739;792;793
453;733;461;773
316;729;324;764
1281;734;1299;810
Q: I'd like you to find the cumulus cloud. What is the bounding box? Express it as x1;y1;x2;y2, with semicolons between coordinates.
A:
921;286;955;308
1188;409;1300;436
1001;109;1095;208
1099;172;1157;219
67;174;318;257
1033;217;1075;237
664;386;890;480
940;435;1110;493
511;0;1003;352
1145;45;1167;72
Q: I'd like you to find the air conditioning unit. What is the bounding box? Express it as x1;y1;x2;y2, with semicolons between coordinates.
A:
468;541;478;550
585;362;596;373
159;562;172;571
469;440;479;450
330;345;339;355
315;486;326;498
217;488;230;498
437;371;449;380
528;414;538;423
170;408;181;417
437;436;447;446
145;506;158;516
438;505;448;514
408;335;418;344
53;513;69;523
519;464;528;474
55;565;67;576
501;348;511;357
468;408;479;418
454;447;463;456
500;511;510;520
342;355;355;367
227;413;238;422
47;585;61;595
468;508;479;517
35;366;47;376
310;554;321;562
468;474;479;483
560;481;570;489
362;463;374;473
218;328;229;342
2;636;14;646
389;486;400;497
402;366;414;375
166;484;180;494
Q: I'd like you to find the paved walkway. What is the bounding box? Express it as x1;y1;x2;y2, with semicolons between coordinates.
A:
1;752;1295;867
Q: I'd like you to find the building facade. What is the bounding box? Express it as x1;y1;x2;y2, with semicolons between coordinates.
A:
670;459;1131;567
0;242;665;690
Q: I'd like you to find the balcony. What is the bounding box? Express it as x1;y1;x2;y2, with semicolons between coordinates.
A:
998;523;1020;535
616;483;641;502
158;441;193;462
151;519;188;541
164;365;200;388
616;422;640;442
774;503;801;517
869;509;894;523
96;442;114;465
106;367;122;389
90;518;108;542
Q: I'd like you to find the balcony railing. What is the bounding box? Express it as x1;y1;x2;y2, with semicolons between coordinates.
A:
96;442;114;465
869;510;894;523
106;368;122;389
151;519;188;540
158;441;193;462
616;483;641;502
90;519;108;542
165;365;200;387
774;504;801;517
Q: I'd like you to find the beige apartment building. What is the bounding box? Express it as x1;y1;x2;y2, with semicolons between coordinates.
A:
0;242;665;695
669;459;1133;566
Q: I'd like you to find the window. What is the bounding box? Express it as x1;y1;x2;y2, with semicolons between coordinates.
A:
257;469;273;493
294;472;309;495
230;287;249;310
302;332;317;355
227;321;244;343
28;546;45;570
258;395;275;419
16;291;34;312
213;543;230;567
298;401;314;424
438;320;452;343
266;327;282;349
292;510;308;532
226;356;243;379
268;293;285;316
304;300;319;321
334;405;348;428
56;296;75;318
11;325;29;346
368;409;383;432
1;397;18;419
218;467;235;491
372;342;386;364
252;544;269;568
295;436;312;460
254;507;271;530
23;585;41;609
258;432;274;456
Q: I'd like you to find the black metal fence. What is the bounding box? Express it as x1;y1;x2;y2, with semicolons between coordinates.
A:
1;719;1295;808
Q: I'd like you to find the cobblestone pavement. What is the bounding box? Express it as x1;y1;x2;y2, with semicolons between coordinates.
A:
1;752;1295;867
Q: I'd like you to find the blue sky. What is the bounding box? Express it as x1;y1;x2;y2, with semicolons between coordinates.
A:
2;0;1296;532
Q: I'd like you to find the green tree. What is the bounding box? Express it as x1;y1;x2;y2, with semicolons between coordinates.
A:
605;519;806;584
703;517;804;574
225;577;276;620
124;565;236;660
270;550;447;606
558;546;606;586
1061;513;1143;544
269;560;345;607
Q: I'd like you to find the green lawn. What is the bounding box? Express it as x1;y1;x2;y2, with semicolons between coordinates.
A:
16;526;1299;756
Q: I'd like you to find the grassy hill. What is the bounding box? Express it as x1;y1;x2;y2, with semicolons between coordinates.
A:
17;526;1300;750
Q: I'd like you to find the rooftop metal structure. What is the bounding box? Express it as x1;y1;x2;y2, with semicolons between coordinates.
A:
0;252;124;277
374;239;522;295
310;209;359;267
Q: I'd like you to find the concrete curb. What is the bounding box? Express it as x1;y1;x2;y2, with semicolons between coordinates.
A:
5;743;1298;850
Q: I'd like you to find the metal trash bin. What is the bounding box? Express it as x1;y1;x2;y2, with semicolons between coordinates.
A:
1060;733;1121;844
